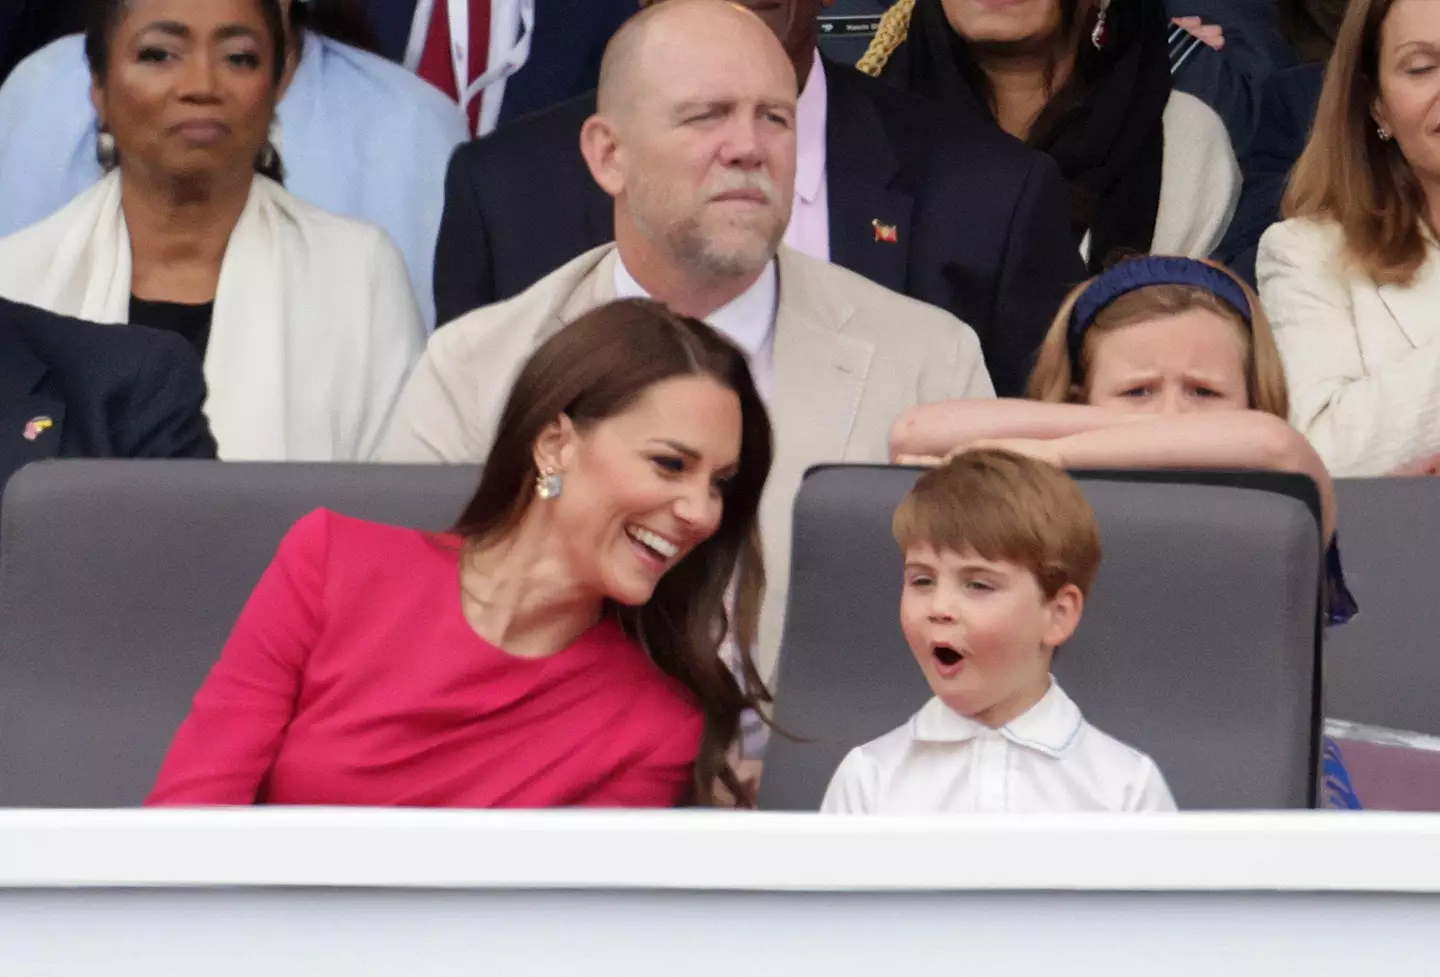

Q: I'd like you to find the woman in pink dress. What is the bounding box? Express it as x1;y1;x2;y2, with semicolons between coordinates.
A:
149;298;773;808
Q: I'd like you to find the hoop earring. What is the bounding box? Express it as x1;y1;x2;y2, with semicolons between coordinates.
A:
1090;0;1110;49
96;130;117;170
535;468;562;500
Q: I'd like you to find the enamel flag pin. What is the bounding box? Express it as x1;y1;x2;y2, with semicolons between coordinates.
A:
872;219;898;244
23;416;53;441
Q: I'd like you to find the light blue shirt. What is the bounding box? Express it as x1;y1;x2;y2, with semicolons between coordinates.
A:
0;33;468;328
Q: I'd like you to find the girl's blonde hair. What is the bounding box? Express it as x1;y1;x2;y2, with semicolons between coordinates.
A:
1026;259;1290;419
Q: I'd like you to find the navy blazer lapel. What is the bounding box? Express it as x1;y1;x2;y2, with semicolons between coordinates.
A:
0;329;65;471
822;59;913;295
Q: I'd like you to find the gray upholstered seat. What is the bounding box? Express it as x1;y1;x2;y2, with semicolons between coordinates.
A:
758;465;1324;811
1327;478;1440;738
0;460;479;806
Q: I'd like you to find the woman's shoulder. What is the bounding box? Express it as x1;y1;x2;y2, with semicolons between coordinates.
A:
1258;216;1349;266
261;179;389;243
258;179;407;268
280;507;451;566
0;171;116;246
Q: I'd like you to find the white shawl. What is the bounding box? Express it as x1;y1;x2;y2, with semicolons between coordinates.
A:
0;172;425;461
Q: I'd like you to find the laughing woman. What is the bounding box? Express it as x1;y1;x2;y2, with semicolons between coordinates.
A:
0;0;424;461
148;301;775;809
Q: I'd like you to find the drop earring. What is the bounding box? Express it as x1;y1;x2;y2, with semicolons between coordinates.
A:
96;129;117;169
1090;0;1111;50
535;468;562;500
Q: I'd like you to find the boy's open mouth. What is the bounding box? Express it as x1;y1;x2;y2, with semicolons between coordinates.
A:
932;645;963;667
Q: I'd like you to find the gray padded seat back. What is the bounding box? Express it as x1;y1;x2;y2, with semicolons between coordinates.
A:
759;465;1323;811
0;460;480;806
1328;478;1440;736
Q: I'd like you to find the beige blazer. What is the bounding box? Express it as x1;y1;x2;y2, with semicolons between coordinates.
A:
1258;217;1440;477
377;243;994;681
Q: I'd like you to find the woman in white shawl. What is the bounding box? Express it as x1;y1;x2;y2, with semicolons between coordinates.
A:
0;0;425;461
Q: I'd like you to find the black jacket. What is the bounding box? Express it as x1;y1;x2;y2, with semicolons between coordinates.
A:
432;57;1085;397
0;297;218;491
0;0;86;84
1213;62;1324;287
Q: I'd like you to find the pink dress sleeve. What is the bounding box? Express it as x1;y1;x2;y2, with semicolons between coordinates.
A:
147;510;331;805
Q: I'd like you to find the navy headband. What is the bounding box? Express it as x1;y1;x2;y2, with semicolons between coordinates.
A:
1067;256;1253;369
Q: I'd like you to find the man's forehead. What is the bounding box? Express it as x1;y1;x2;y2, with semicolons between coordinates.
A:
635;51;796;105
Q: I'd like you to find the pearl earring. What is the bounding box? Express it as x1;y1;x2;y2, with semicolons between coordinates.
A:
96;130;117;169
535;468;562;500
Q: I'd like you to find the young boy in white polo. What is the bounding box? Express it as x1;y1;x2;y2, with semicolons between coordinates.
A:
821;449;1176;813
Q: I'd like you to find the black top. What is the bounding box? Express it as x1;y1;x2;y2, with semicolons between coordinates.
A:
129;296;216;359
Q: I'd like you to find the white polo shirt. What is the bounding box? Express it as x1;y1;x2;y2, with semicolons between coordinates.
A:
820;680;1177;813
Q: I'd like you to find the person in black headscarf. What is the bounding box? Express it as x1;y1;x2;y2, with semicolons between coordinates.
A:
859;0;1239;273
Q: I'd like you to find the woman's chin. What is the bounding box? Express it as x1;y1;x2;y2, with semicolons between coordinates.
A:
603;577;660;608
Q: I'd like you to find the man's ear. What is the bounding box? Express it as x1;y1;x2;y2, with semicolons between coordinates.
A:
532;414;580;475
1041;583;1084;649
580;114;627;197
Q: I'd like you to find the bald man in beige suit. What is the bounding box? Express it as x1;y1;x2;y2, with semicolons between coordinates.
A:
378;0;993;691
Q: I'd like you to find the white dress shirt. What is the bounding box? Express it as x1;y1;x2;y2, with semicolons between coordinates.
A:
821;680;1177;813
613;256;779;398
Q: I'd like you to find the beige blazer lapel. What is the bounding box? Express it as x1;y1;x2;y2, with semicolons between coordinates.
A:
753;248;876;683
1377;244;1440;350
557;247;621;325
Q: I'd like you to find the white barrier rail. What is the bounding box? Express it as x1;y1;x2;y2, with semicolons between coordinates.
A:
1;809;1438;975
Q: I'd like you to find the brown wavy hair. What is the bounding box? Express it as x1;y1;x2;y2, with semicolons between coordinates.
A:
1284;0;1428;286
450;299;774;807
1027;259;1290;419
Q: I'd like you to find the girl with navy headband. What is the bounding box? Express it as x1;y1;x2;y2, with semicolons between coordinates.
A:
891;254;1361;806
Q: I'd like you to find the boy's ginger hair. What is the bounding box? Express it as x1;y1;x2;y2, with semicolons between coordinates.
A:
893;449;1103;600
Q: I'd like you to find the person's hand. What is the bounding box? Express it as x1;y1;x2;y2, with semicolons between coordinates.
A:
969;437;1067;468
1391;454;1440;476
894;453;947;467
1173;16;1225;50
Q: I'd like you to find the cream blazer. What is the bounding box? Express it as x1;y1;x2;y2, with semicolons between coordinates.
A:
376;243;995;682
1258;217;1440;477
0;172;425;461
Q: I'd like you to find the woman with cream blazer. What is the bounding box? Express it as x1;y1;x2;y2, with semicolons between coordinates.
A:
1258;218;1440;477
0;173;425;462
1254;0;1440;478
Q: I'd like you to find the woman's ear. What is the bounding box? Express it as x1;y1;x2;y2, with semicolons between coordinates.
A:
1372;95;1392;138
90;79;105;124
1067;382;1087;404
532;414;579;475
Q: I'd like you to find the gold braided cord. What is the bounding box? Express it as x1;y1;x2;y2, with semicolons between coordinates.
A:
856;0;916;77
